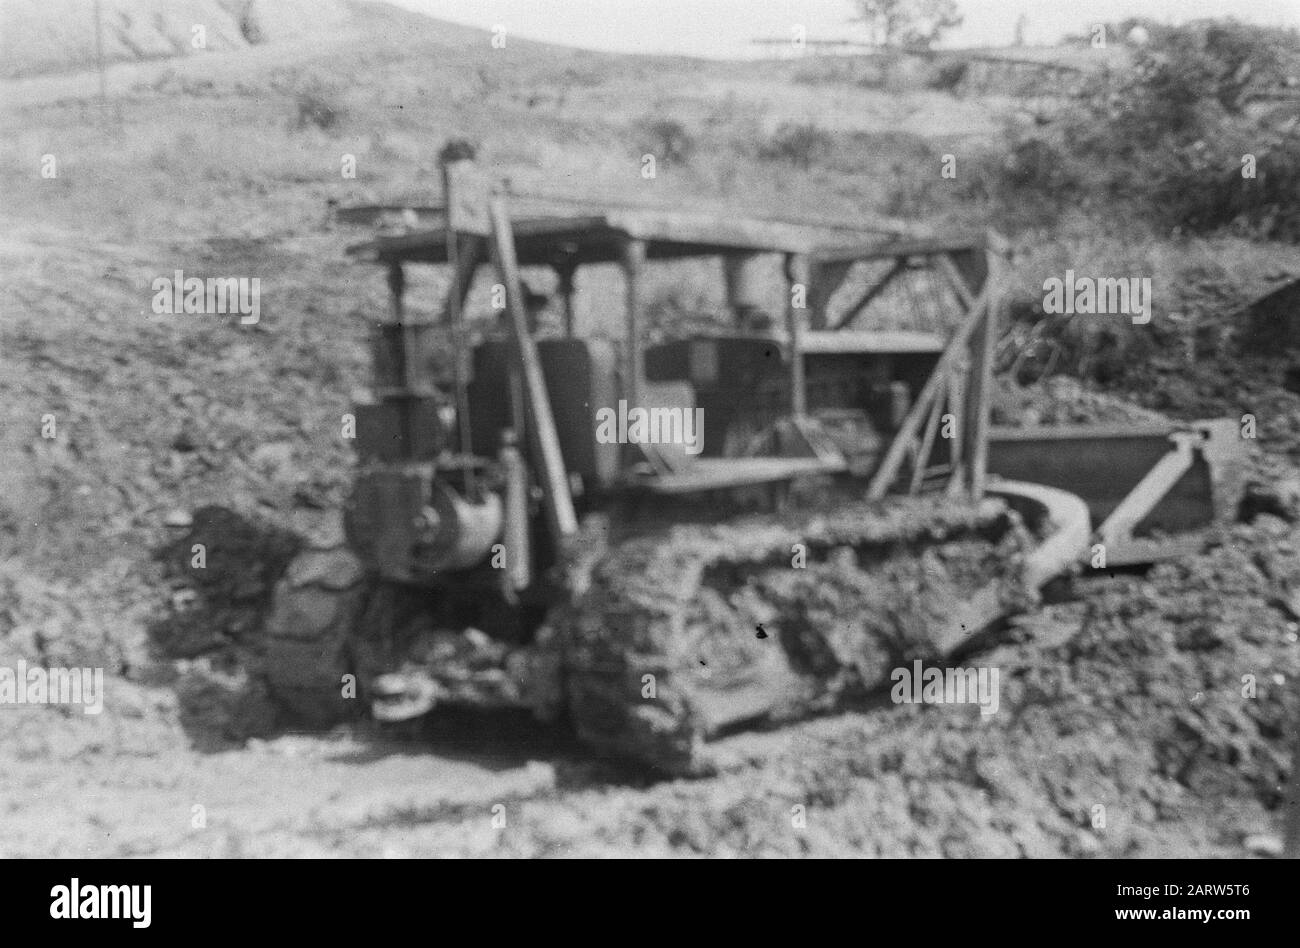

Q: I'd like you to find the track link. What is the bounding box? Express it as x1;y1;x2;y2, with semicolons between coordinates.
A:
556;496;1037;774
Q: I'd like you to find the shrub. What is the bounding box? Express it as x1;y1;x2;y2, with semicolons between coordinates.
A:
637;118;695;165
294;87;343;131
928;59;969;91
980;20;1300;240
758;122;834;169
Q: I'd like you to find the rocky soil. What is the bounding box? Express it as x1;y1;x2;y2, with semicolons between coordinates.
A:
3;1;1299;858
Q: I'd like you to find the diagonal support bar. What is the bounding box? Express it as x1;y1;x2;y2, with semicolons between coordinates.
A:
909;375;946;495
1097;432;1197;547
488;193;578;542
867;288;989;501
831;257;908;331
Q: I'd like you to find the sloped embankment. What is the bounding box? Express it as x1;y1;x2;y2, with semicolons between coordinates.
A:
0;0;352;79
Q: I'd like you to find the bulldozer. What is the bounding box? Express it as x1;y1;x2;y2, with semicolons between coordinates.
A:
261;148;1245;774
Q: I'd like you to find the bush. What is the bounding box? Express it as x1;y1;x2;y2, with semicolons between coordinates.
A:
928;59;969;91
294;87;343;131
1001;137;1080;194
1146;132;1300;240
758;122;834;169
638;118;695;165
980;20;1300;240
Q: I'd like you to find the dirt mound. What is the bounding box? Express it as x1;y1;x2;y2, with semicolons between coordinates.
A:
371;518;1299;859
149;505;306;742
1058;523;1300;807
152;505;300;657
991;376;1170;428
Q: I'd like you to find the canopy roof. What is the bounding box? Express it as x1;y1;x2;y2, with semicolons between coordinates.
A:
341;198;992;268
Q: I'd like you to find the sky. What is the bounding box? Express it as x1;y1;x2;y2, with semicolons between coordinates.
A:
372;0;1300;58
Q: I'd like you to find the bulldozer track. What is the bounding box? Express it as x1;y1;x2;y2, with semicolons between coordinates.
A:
258;483;1092;776
558;494;1040;774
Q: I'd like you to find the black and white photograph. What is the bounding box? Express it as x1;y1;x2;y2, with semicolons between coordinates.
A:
2;0;1299;895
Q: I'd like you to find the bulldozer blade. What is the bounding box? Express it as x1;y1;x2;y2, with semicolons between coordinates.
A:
987;420;1246;566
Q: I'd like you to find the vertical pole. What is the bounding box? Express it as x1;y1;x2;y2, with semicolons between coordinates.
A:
386;262;406;390
440;158;477;487
555;261;577;337
967;243;1000;497
785;253;810;419
807;260;825;331
385;263;413;458
387;263;404;321
621;238;646;411
94;0;107;104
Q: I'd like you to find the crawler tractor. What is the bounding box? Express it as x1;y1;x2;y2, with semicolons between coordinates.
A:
262;150;1244;773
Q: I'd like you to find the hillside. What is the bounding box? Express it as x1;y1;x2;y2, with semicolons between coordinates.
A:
2;2;1299;858
0;0;353;78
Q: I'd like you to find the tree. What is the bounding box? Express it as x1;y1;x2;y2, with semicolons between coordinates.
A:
852;0;962;49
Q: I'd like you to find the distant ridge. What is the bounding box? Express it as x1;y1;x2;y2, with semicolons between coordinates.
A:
0;0;353;78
